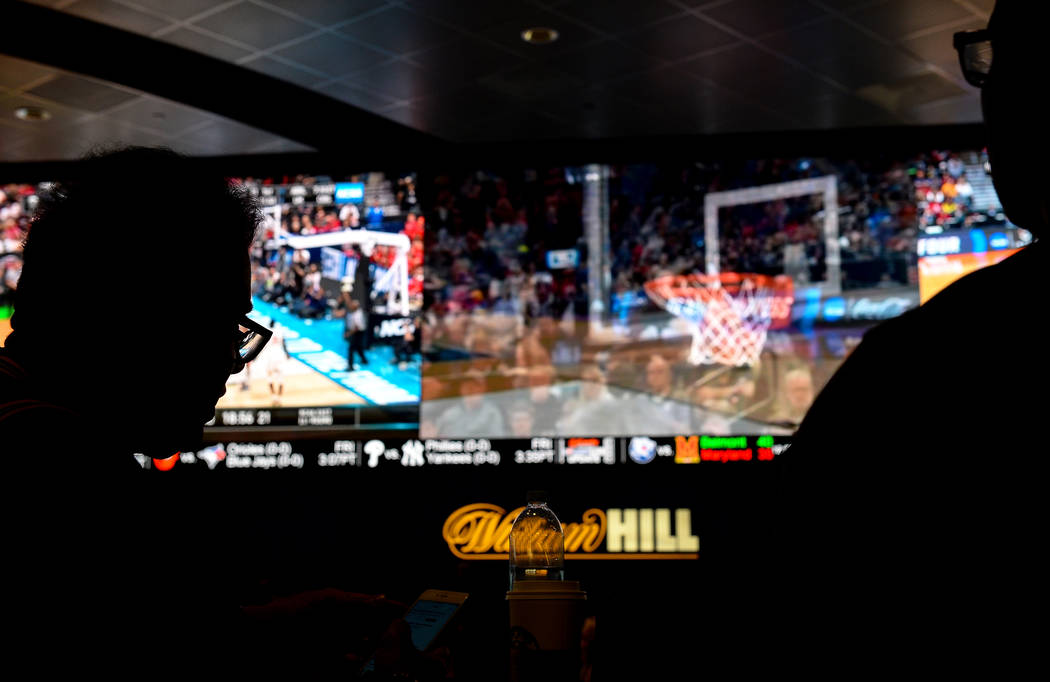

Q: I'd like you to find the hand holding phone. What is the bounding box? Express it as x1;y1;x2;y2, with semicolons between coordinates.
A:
360;589;468;678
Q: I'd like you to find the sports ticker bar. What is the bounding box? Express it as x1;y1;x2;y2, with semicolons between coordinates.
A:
138;435;791;472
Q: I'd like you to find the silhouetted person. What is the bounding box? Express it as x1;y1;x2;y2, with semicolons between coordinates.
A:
787;2;1046;673
0;148;265;676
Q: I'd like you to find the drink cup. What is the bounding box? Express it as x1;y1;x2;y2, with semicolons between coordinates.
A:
507;580;586;682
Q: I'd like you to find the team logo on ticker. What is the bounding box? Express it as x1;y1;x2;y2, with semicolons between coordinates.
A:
628;437;657;464
364;440;386;468
674;436;700;463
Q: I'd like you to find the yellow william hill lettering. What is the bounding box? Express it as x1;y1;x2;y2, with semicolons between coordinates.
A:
442;504;698;560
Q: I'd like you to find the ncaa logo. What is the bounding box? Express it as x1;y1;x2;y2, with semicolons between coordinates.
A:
628;437;657;464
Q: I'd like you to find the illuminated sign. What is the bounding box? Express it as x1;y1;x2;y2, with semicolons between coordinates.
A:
546;249;579;269
917;234;963;256
819;294;917;323
334;182;365;202
442;504;699;560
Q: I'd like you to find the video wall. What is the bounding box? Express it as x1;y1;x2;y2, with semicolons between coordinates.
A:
2;147;1031;453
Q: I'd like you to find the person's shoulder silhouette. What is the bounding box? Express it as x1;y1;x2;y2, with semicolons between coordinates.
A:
786;2;1047;672
0;146;260;463
792;1;1046;461
1;147;263;676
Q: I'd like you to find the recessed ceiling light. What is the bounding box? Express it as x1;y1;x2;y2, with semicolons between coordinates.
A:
521;27;559;45
14;106;51;122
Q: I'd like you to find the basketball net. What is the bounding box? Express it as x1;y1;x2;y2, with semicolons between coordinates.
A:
644;273;794;367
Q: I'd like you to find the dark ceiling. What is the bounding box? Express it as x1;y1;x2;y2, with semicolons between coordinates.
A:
2;0;992;161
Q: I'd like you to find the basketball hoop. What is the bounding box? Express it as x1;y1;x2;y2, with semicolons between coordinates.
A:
644;273;794;367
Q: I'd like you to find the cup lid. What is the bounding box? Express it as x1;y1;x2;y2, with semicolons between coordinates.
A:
507;580;587;600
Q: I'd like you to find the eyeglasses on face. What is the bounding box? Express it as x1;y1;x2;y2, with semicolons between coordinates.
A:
954;29;992;88
233;314;272;367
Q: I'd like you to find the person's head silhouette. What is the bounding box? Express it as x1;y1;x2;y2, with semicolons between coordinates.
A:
976;1;1049;236
2;147;263;457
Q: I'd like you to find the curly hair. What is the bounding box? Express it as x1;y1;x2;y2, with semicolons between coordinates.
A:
8;146;261;352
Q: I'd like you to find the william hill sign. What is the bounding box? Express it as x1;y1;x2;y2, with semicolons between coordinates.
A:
442;504;699;560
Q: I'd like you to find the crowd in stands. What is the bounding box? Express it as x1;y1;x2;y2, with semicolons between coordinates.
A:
0;184;34;315
912;151;980;229
423;168;587;322
249;175;424;323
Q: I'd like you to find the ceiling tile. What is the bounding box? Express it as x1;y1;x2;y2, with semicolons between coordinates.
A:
551;0;682;35
414;38;524;85
701;0;827;36
272;34;387;78
240;56;323;85
0;122;34;157
402;0;543;33
194;3;315;50
175;117;287;156
613;66;716;99
680;44;831;100
901;19;984;75
261;0;386;26
4;118;167;161
160;27;255;61
0;55;57;92
103;96;216;135
810;43;926;90
64;0;171;35
763;17;880;63
314;81;397;112
911;92;982;124
246;137;316;153
787;92;895;128
547;39;662;83
379;102;463;135
846;0;974;40
966;0;994;15
127;0;227;21
478;63;587;101
533;86;653;131
337;6;451;54
625;14;737;60
341;60;432;101
800;0;885;11
27;74;138;112
69;116;170;148
855;70;969;117
411;85;519;126
465;110;574;141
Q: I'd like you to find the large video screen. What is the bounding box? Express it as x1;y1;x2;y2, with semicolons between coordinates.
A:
420;152;1030;439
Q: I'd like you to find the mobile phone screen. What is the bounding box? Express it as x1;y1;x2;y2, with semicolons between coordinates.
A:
361;599;461;674
404;600;460;651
